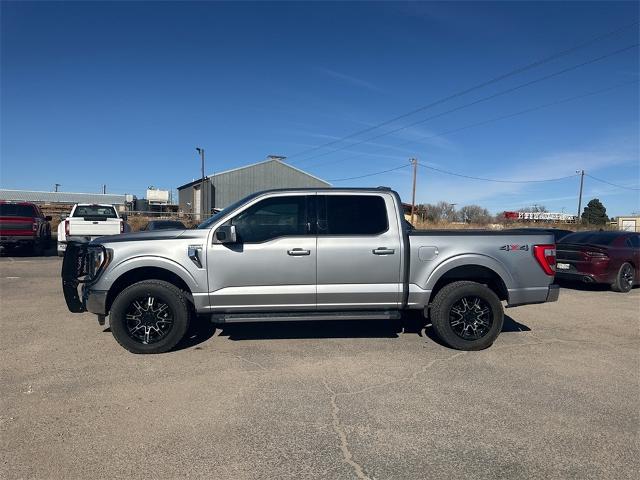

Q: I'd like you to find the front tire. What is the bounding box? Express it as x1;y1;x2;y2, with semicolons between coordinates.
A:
429;281;504;351
109;280;191;354
611;262;634;293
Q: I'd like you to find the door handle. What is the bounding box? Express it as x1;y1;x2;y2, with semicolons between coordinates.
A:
373;247;395;255
287;248;311;256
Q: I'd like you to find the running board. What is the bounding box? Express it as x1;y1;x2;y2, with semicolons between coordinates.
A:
210;310;402;324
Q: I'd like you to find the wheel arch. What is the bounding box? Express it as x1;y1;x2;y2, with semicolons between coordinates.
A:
426;260;511;305
105;267;194;313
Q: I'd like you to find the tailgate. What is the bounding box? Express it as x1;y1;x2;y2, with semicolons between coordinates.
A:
68;218;120;237
0;217;35;235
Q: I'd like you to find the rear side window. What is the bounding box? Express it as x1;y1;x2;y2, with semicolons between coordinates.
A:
319;195;388;235
231;195;309;243
627;235;639;248
0;204;37;217
73;206;117;218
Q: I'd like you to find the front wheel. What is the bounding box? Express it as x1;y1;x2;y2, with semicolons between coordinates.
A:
611;262;635;293
429;281;504;351
109;280;191;354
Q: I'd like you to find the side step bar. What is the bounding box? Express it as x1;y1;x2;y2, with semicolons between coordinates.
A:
211;310;402;324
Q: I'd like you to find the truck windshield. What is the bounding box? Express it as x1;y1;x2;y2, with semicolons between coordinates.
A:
0;204;37;217
73;206;117;218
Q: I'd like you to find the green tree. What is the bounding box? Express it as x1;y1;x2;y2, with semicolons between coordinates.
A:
581;198;608;225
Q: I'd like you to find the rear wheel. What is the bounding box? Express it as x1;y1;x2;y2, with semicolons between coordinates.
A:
611;262;634;293
429;281;504;350
109;280;191;354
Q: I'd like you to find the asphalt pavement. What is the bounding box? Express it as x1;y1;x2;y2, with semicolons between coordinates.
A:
1;255;638;479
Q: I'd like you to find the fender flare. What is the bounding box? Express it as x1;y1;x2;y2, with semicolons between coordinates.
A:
423;253;515;292
100;255;200;293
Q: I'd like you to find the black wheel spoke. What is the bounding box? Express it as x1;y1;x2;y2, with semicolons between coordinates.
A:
449;295;494;340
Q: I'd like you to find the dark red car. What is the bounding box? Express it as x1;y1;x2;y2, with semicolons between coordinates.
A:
556;231;639;292
0;201;52;255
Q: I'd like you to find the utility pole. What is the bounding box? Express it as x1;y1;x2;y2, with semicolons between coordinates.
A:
196;147;205;218
410;158;418;225
102;184;106;194
54;183;61;192
576;170;584;223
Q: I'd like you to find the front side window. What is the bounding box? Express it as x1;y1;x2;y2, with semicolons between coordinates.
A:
231;195;308;243
318;195;388;235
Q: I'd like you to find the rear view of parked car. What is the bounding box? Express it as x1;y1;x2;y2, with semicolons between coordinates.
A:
556;231;639;292
57;204;125;256
142;220;186;231
0;201;51;255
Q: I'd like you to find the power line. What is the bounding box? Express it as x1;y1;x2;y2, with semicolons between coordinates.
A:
294;43;639;165
303;80;638;170
585;174;640;191
329;164;410;182
417;163;578;184
287;21;639;162
330;161;577;184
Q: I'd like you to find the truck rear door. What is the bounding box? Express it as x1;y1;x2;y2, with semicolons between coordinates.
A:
316;193;402;309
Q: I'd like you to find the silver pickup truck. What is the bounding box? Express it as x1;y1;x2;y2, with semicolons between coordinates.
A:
62;188;559;354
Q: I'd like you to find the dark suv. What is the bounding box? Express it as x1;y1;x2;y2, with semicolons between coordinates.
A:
0;201;52;255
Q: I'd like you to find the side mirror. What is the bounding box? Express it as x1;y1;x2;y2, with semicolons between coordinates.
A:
45;216;52;221
214;225;237;244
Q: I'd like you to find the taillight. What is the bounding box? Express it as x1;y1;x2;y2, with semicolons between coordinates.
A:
583;250;609;260
65;219;70;236
120;221;124;233
32;222;37;232
533;244;556;276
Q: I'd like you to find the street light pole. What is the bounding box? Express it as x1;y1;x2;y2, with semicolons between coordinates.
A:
196;147;205;218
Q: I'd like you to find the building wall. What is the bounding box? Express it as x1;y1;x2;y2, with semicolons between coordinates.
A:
211;160;329;208
178;160;330;216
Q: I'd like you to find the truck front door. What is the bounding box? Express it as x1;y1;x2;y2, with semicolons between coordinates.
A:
207;193;317;311
316;193;402;309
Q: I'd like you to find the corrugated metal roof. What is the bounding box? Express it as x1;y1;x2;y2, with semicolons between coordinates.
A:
177;158;330;190
0;189;127;205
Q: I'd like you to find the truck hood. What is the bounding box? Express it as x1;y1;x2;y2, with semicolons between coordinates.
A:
92;229;209;244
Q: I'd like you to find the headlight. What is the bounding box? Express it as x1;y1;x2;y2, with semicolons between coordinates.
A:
87;245;112;278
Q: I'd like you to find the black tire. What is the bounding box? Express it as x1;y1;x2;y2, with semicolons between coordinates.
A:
33;239;45;256
611;262;635;293
109;280;191;354
429;281;504;351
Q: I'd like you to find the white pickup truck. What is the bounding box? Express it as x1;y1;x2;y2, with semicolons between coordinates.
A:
57;204;124;256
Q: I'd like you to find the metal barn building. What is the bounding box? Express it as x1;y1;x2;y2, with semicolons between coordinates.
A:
177;156;330;218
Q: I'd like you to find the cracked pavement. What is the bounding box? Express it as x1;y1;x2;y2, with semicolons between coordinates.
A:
1;256;639;479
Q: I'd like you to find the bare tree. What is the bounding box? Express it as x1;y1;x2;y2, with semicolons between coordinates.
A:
459;205;493;224
519;205;548;213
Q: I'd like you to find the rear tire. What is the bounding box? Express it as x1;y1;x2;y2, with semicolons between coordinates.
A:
109;280;191;354
611;262;634;293
429;281;504;351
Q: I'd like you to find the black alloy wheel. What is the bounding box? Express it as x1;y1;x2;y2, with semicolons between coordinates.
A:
125;295;174;345
448;295;493;340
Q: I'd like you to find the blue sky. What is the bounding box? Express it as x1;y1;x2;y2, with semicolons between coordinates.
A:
1;1;638;216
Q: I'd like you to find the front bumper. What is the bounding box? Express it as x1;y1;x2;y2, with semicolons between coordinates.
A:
61;242;110;315
85;287;108;315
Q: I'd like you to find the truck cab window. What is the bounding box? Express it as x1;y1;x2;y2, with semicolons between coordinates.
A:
318;195;388;235
231;195;308;243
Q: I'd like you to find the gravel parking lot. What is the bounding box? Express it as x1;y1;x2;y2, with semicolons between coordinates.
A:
1;255;638;479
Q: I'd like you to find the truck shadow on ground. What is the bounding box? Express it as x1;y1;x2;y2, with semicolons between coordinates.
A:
171;313;530;350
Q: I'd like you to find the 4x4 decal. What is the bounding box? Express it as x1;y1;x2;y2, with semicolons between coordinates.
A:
500;244;529;252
